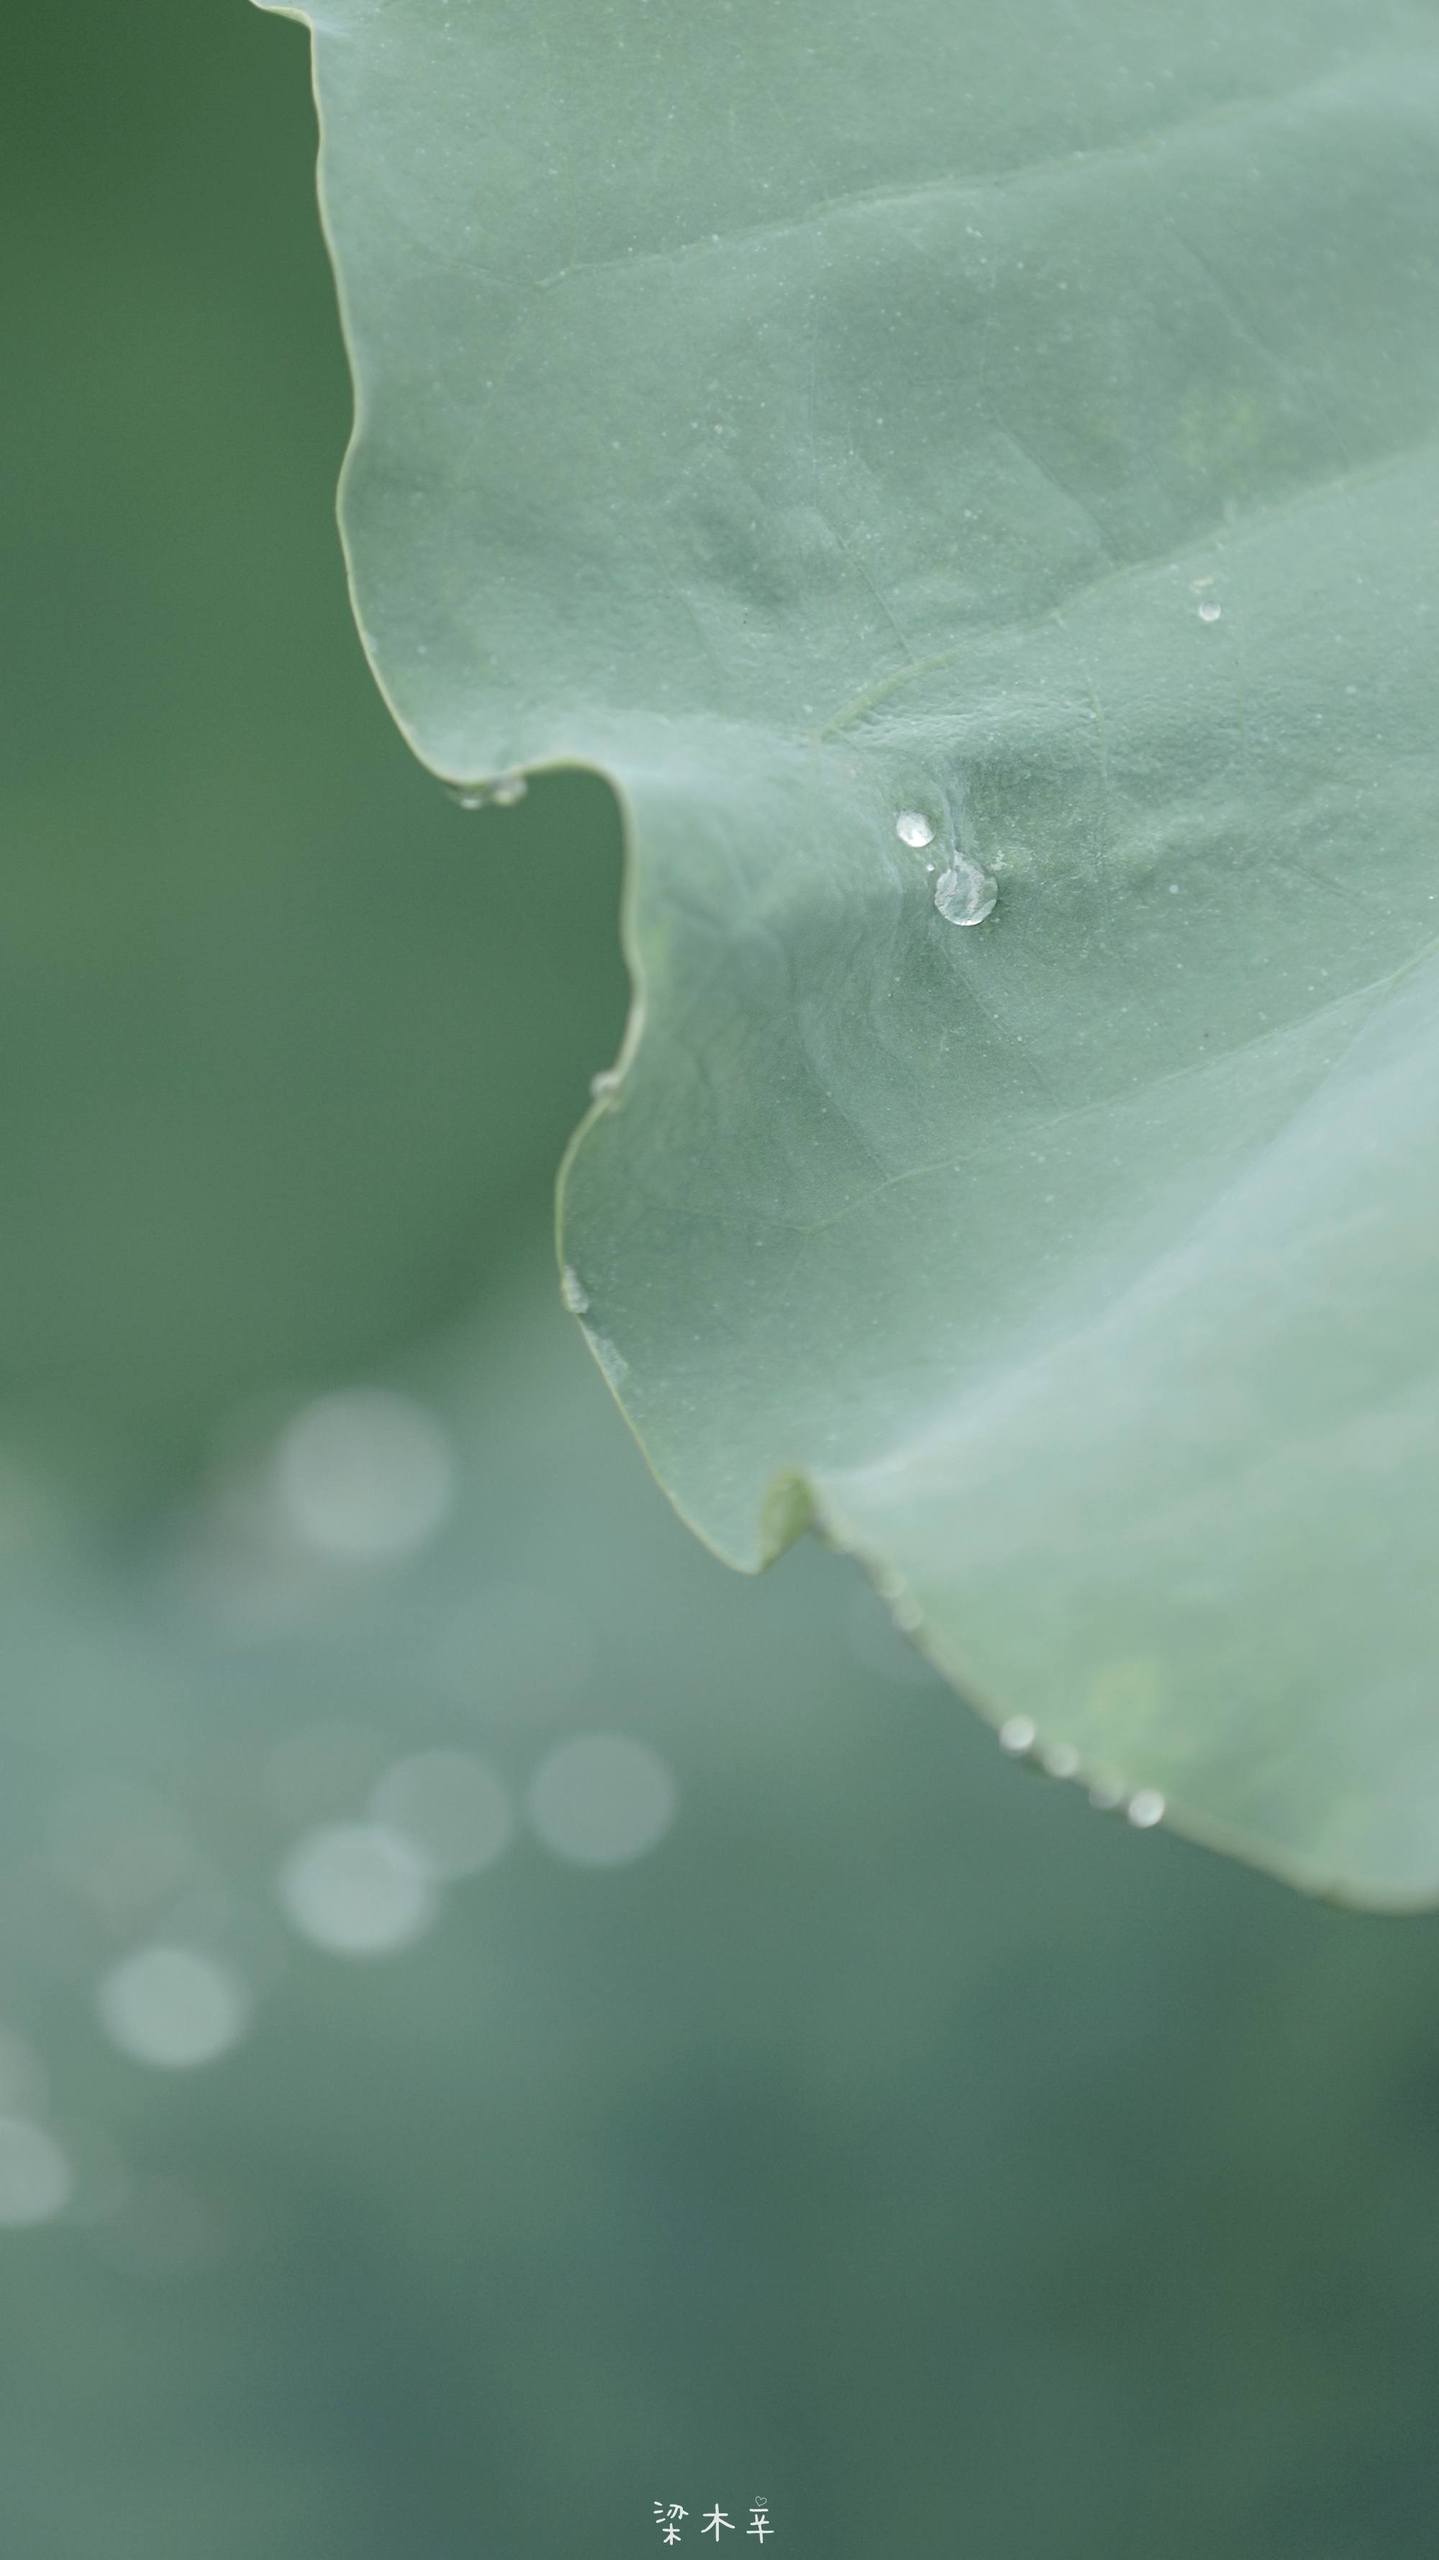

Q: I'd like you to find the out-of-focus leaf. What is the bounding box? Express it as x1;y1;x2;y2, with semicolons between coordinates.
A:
0;0;624;1495
7;1268;1439;2560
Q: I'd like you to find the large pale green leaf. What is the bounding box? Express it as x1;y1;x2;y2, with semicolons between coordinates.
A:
265;0;1439;1901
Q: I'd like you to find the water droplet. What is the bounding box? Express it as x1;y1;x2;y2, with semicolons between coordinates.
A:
1040;1741;1080;1780
449;771;528;810
1127;1788;1166;1829
845;1588;939;1688
589;1068;622;1101
999;1716;1037;1757
934;858;998;927
1197;600;1222;624
895;810;935;850
1087;1778;1126;1812
560;1266;590;1316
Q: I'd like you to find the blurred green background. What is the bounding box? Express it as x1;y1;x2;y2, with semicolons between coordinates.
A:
5;6;1439;2556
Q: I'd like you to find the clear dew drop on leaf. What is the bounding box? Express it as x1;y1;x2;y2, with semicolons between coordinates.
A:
895;809;935;849
448;772;529;810
934;856;998;928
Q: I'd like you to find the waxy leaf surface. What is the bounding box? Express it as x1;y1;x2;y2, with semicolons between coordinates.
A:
268;0;1439;1898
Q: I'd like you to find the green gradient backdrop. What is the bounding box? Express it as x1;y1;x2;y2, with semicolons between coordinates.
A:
3;6;1439;2556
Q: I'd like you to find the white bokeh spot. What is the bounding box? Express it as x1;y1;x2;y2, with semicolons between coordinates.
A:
371;1751;515;1881
278;1823;436;1957
526;1734;677;1868
97;1945;252;2070
272;1388;454;1565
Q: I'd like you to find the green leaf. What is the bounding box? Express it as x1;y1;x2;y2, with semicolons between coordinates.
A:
266;0;1439;1902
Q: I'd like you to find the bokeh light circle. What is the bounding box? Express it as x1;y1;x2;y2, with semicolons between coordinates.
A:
278;1823;436;1956
272;1389;454;1564
526;1734;677;1868
371;1751;514;1881
97;1945;252;2070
